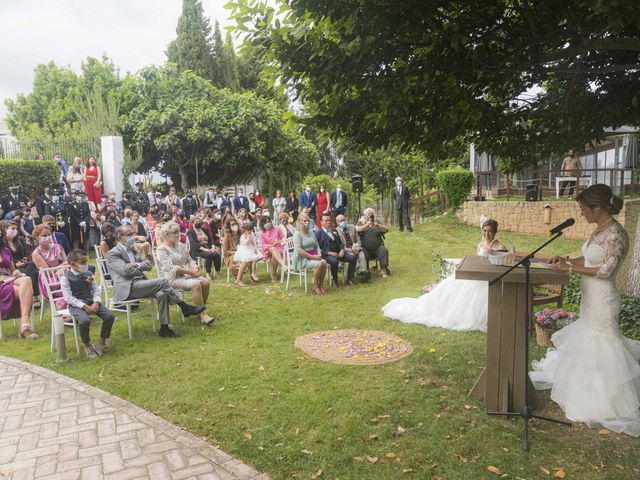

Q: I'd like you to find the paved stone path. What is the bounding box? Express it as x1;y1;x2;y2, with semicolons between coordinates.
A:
0;356;269;480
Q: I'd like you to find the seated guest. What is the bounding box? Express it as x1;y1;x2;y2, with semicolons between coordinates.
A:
382;219;504;332
208;209;223;240
316;213;357;287
335;214;369;282
251;207;263;226
106;225;205;337
223;218;240;274
99;222;117;258
187;217;221;279
258;215;286;282
129;211;147;238
60;249;115;359
277;212;295;238
2;220;40;298
235;208;249;225
233;222;262;287
356;208;391;278
41;214;71;254
32;224;68;304
156;223;215;325
292;213;327;296
0;240;36;339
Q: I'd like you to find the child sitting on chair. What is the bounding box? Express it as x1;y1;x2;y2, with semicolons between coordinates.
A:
60;249;115;359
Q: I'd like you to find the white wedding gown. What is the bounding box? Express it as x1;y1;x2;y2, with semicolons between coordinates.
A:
530;222;640;436
381;243;490;332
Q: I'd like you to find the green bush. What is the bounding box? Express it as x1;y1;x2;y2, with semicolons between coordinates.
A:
0;158;60;198
435;167;475;210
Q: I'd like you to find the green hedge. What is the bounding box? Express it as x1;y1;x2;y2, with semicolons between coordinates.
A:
435;167;475;210
0;158;60;197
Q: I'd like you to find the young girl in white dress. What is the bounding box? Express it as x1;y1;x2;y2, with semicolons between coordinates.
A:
233;222;262;287
530;184;640;436
382;219;505;332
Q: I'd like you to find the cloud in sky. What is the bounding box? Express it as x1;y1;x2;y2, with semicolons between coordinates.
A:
0;0;236;120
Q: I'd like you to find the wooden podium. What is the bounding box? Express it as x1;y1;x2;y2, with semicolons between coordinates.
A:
456;256;569;413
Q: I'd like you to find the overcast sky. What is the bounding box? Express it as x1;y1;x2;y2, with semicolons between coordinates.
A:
0;0;236;122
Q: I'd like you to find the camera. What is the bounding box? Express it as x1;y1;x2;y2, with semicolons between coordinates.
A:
368;214;375;222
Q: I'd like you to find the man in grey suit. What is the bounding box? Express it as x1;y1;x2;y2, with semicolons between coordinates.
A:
392;176;413;232
106;225;205;338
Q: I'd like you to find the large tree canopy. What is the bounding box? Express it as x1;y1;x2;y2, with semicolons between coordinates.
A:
119;64;317;191
230;0;640;165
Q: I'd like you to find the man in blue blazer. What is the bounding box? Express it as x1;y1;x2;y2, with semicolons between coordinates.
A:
315;213;356;286
233;188;249;214
299;184;317;223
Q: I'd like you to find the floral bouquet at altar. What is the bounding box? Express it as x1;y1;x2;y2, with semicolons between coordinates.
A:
534;308;577;346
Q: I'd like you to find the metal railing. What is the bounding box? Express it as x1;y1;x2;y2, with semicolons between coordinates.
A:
0;137;102;162
474;167;639;200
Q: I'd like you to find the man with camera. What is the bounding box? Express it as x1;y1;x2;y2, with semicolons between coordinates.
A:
355;208;391;278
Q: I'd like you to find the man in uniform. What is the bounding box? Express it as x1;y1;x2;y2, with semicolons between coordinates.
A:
1;185;30;220
134;182;150;215
36;185;54;219
49;185;70;239
182;190;200;218
68;190;91;250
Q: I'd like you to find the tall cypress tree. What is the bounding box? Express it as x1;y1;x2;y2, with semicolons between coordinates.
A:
166;0;214;80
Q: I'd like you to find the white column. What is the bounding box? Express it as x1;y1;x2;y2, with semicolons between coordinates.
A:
101;136;125;199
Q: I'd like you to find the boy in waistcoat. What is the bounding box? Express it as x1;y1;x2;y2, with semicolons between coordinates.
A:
60;249;115;359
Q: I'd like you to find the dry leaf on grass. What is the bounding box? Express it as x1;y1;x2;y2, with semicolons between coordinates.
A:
554;468;567;478
258;365;265;372
393;426;406;436
367;456;379;463
368;433;379;440
243;431;252;440
487;465;502;475
310;469;323;479
598;428;610;435
301;449;313;455
385;452;397;459
539;466;550;474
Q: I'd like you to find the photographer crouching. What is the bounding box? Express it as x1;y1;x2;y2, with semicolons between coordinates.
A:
355;208;391;278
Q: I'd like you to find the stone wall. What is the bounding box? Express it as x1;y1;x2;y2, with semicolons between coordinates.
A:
457;199;640;291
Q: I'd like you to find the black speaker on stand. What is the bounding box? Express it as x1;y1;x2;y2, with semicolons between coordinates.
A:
351;175;363;214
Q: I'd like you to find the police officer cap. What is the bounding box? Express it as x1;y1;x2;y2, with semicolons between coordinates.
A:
9;185;20;190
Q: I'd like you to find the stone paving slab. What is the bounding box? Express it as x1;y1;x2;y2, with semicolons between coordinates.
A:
0;356;269;480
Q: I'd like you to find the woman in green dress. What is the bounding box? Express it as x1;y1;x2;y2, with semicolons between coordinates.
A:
292;213;327;295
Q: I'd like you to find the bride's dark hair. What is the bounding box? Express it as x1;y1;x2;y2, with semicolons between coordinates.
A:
576;184;623;215
482;218;498;234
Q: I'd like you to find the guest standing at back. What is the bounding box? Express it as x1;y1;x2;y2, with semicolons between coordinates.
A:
392;176;412;232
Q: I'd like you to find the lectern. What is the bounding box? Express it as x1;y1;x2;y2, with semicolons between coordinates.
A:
456;255;569;413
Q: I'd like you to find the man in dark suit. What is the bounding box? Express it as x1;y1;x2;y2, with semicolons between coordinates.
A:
233;188;249;214
36;185;54;219
299;184;317;224
315;213;357;286
330;183;348;220
392;176;413;232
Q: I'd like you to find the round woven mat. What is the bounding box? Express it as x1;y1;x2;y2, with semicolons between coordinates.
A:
295;329;413;365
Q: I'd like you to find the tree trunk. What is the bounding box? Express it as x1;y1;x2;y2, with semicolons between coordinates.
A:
627;214;640;296
178;163;190;193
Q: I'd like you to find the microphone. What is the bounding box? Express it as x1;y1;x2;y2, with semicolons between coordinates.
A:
547;218;575;236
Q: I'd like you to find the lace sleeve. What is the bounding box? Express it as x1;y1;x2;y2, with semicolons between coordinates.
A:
596;225;629;279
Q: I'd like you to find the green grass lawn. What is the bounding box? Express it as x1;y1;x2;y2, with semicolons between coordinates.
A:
2;216;638;479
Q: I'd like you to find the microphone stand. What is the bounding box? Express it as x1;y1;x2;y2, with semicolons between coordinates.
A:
487;232;571;451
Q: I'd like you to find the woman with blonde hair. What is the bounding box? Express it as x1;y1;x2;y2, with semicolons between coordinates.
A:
155;222;214;325
292;212;327;295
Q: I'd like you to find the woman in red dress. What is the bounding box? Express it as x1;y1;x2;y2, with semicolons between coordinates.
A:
84;156;103;205
316;184;331;228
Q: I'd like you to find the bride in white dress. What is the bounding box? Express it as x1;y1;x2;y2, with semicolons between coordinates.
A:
530;184;640;436
382;219;504;332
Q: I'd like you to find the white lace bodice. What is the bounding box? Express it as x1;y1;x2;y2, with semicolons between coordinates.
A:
580;221;628;333
476;239;502;257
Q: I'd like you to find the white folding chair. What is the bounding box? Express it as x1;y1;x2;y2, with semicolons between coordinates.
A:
96;256;157;339
252;231;270;277
284;237;315;292
40;265;82;354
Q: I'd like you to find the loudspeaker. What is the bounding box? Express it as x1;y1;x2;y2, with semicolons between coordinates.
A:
526;184;539;202
351;175;363;193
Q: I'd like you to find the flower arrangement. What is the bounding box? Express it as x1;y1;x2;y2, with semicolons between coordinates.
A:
534;308;576;331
